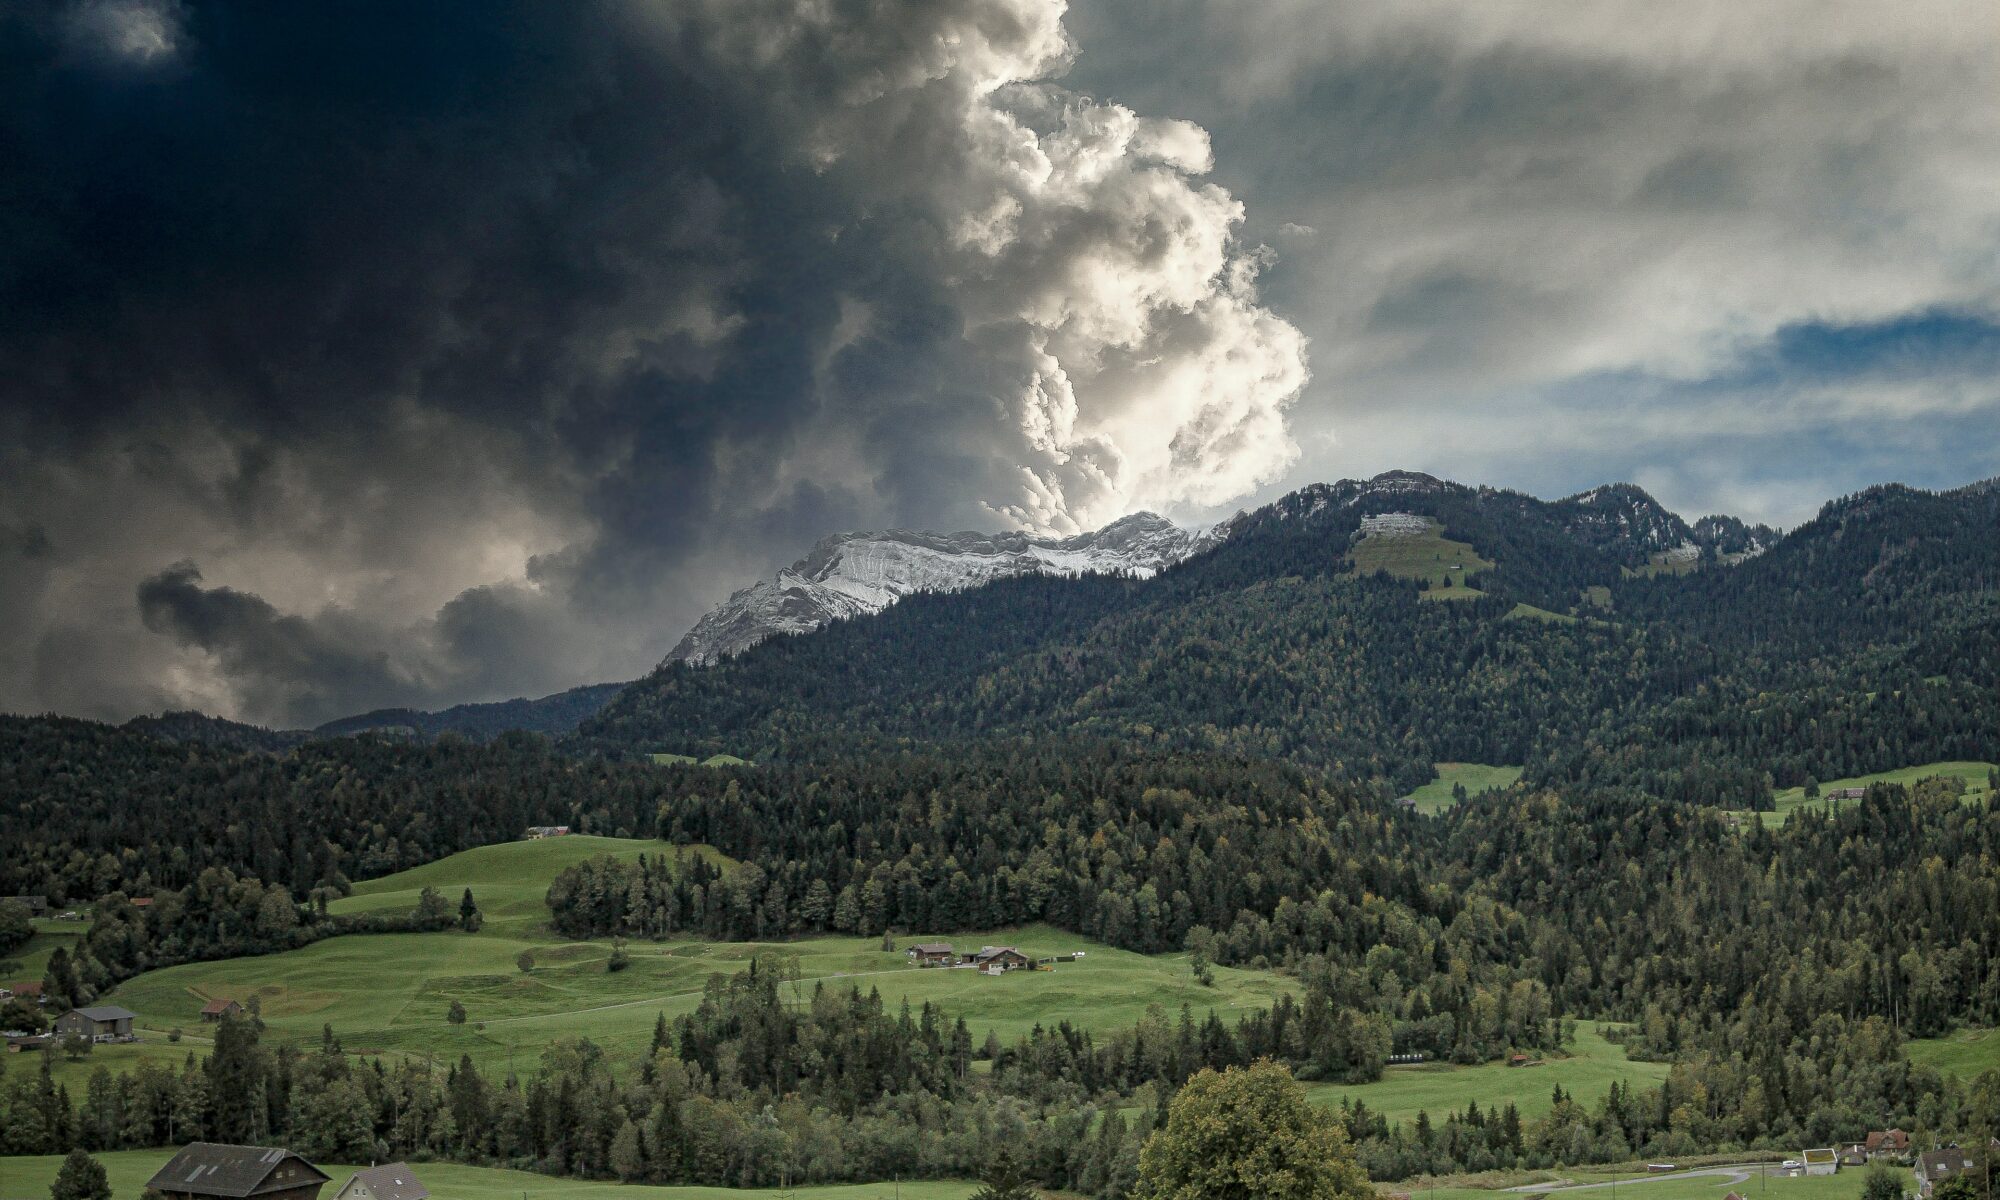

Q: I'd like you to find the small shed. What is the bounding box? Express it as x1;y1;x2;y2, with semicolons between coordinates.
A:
201;999;244;1023
1801;1148;1837;1177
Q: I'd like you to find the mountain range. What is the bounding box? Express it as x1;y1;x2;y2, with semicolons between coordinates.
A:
109;471;1987;779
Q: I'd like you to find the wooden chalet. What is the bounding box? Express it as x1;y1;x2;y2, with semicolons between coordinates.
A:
146;1144;331;1200
906;942;957;967
970;946;1031;974
1866;1129;1911;1159
523;825;572;839
1917;1147;1979;1197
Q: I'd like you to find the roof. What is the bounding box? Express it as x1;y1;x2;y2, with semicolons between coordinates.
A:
73;1005;139;1022
1918;1149;1975;1179
343;1164;428;1200
973;946;1024;959
1802;1149;1837;1164
1867;1130;1910;1150
201;999;241;1015
909;942;955;954
146;1144;331;1198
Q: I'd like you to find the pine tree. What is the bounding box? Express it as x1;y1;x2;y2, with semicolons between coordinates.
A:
51;1148;111;1200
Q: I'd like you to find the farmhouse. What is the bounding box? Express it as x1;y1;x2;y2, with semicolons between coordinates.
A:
1800;1148;1837;1177
906;942;957;967
1866;1129;1911;1159
202;998;244;1022
970;946;1031;974
146;1144;331;1200
523;825;571;839
333;1164;428;1200
1826;787;1868;800
1916;1147;1978;1197
1838;1146;1868;1168
55;1004;138;1042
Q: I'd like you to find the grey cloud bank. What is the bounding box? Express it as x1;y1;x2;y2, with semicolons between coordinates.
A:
2;0;1994;726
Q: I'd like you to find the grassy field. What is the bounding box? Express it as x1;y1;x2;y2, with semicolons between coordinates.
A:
1730;760;1996;827
1414;1163;1911;1200
1350;519;1496;589
1505;603;1580;624
0;1151;976;1200
648;753;751;767
1401;763;1526;815
86;839;1293;1080
1304;1026;1668;1124
1908;1026;2000;1077
7;914;90;986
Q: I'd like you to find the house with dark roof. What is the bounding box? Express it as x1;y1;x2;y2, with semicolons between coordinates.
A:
146;1144;331;1200
333;1164;428;1200
1838;1146;1868;1168
906;942;957;966
1916;1147;1978;1197
201;998;244;1022
55;1005;138;1041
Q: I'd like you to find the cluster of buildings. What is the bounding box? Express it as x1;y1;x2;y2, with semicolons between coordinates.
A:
904;942;1053;974
6;994;245;1053
522;825;572;839
145;1143;428;1200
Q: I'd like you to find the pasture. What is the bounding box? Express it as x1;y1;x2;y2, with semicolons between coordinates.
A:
0;1151;976;1200
91;839;1294;1079
1731;760;1996;827
1350;518;1496;590
1402;763;1525;814
1908;1025;2000;1078
1305;1026;1668;1125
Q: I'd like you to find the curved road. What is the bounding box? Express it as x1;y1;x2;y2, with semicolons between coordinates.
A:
1506;1165;1772;1194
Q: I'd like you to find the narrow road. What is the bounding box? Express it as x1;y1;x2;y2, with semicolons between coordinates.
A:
1506;1165;1766;1194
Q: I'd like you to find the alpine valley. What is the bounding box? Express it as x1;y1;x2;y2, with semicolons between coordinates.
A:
3;470;1997;1200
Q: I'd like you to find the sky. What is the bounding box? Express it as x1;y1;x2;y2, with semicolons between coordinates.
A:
2;0;1996;728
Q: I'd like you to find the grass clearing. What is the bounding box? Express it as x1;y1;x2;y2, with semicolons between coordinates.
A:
1728;761;1996;827
1350;519;1496;589
1505;603;1579;624
0;1151;977;1200
1305;1026;1667;1125
1401;764;1525;815
7;914;89;985
1908;1026;2000;1077
91;838;1294;1079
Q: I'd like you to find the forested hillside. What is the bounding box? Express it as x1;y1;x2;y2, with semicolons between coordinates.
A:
585;476;1999;805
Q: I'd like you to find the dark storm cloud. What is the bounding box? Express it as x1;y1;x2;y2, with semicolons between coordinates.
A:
0;0;1306;724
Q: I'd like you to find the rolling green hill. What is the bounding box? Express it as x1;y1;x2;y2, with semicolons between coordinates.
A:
91;836;1292;1079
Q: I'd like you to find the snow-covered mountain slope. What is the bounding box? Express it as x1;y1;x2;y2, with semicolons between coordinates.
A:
665;512;1219;666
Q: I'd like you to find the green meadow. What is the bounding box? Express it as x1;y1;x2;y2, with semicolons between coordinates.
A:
1907;1026;2000;1078
8;914;88;986
1401;763;1525;814
1730;760;1996;827
1303;1025;1668;1125
1350;519;1496;591
0;1151;976;1200
85;838;1293;1080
